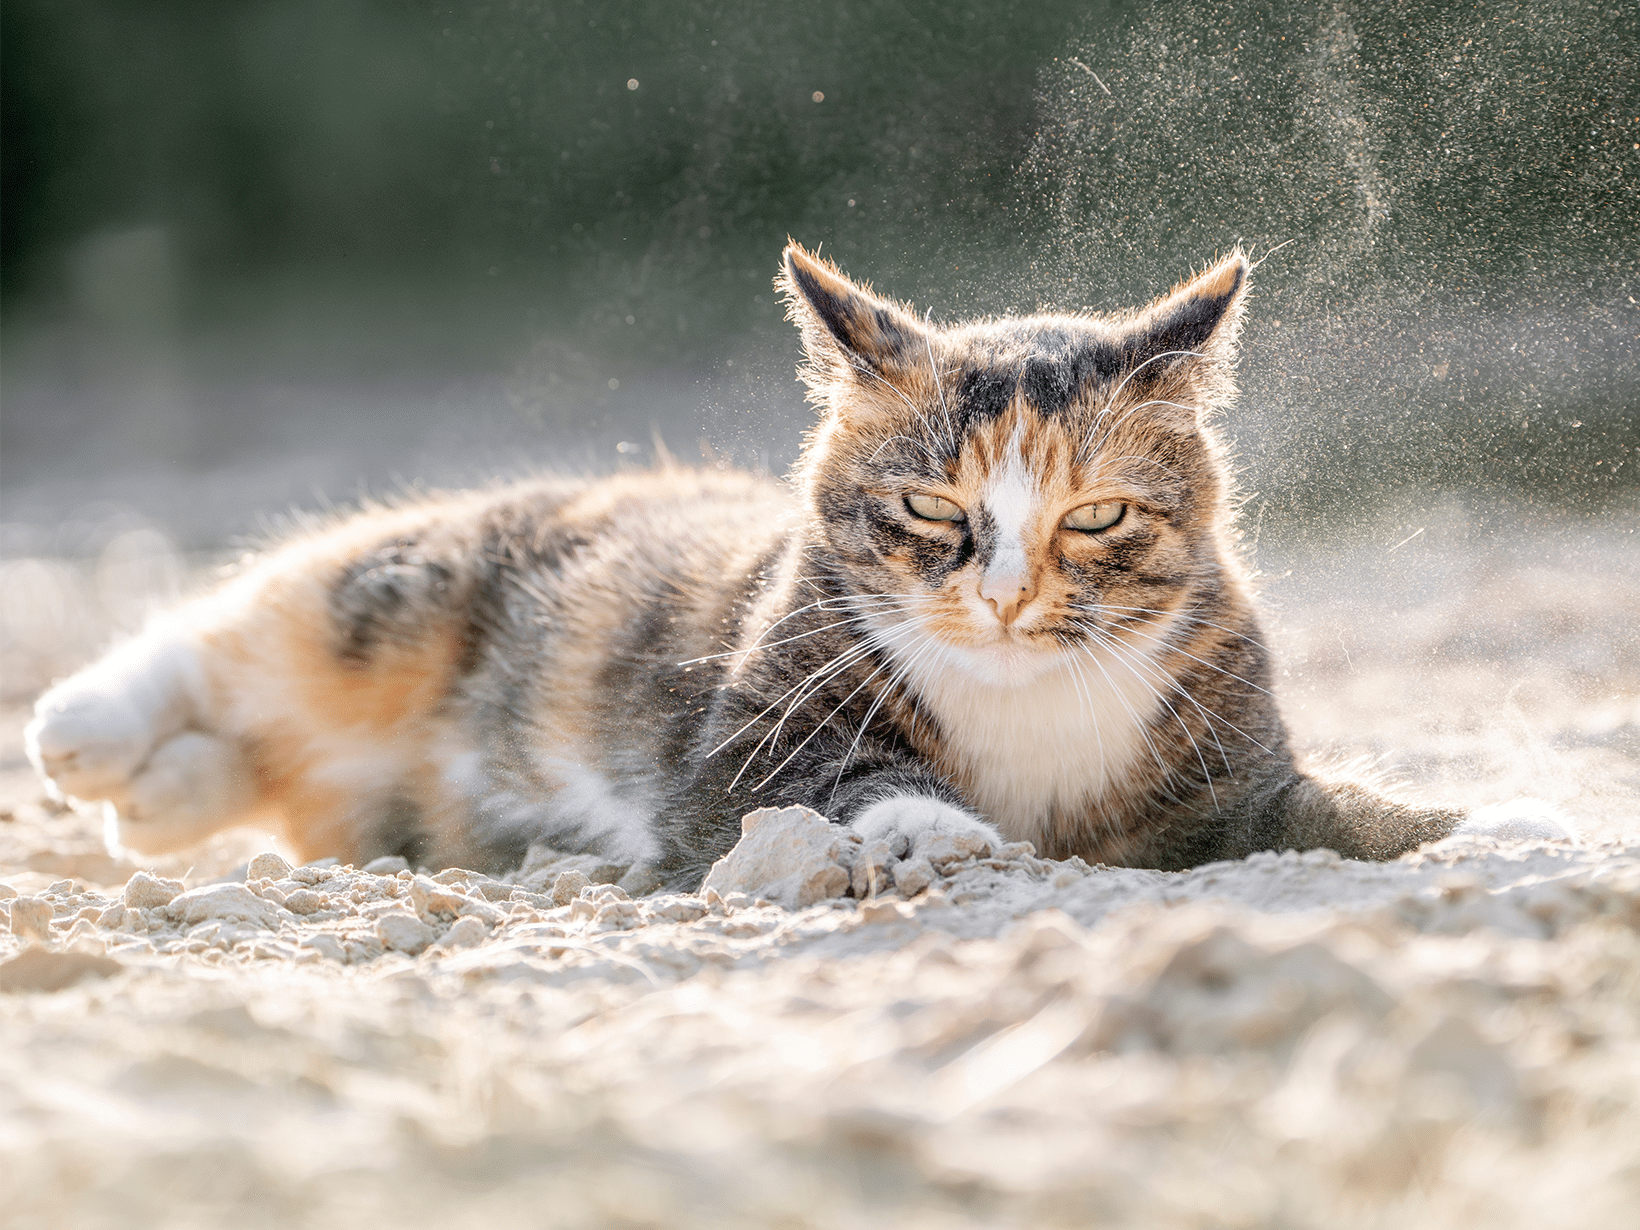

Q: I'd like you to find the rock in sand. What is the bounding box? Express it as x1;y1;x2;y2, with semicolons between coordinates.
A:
701;806;860;909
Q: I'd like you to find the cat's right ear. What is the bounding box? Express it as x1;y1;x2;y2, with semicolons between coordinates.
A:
780;243;925;378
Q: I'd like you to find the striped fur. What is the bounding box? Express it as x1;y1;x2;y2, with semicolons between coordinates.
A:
27;244;1468;885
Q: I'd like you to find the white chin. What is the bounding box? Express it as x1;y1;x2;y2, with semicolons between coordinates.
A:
937;637;1062;687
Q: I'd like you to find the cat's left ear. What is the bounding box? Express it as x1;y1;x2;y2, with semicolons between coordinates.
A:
1122;250;1251;372
779;242;926;377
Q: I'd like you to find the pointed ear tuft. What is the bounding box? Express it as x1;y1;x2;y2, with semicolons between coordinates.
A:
1123;249;1251;370
779;242;923;373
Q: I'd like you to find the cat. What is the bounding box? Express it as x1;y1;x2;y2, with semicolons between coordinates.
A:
25;243;1568;889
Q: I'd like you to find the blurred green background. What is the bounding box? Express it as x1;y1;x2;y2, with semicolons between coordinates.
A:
2;0;1637;557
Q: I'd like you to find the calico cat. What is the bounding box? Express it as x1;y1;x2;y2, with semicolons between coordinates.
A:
26;244;1565;888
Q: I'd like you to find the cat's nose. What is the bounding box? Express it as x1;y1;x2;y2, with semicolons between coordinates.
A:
979;570;1036;625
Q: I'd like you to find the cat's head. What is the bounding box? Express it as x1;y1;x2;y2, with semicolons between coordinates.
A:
779;242;1250;684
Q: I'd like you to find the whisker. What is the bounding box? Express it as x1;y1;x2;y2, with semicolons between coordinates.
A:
725;612;929;785
1087;453;1187;481
867;433;945;466
1061;652;1109;794
1067;632;1178;790
1084;603;1272;654
708;634;888;763
1105;622;1274;701
1099;349;1207;414
846;356;932;429
679;612;911;667
759;629;908;752
750;620;927;790
1078;626;1218;803
1070;609;1274;698
1070;618;1276;758
726;641;885;788
1248;236;1298;270
827;625;944;811
1080;624;1224;801
1093;624;1255;775
684;592;935;665
1080;394;1202;464
680;595;933;666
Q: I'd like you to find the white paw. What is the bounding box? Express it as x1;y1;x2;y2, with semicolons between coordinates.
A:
851;794;1002;857
26;625;206;806
1450;798;1578;845
112;732;260;855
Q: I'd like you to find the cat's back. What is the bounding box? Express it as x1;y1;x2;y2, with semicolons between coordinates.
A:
288;466;794;607
490;469;793;631
540;466;795;582
212;466;796;726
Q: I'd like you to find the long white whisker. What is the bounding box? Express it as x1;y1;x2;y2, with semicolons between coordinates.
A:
728;613;930;788
709;634;887;764
1081;623;1222;803
1100;348;1207;412
1098;625;1248;777
1070;617;1276;758
680;596;933;666
1062;653;1109;796
679;613;909;667
825;619;951;810
1080;394;1203;464
726;641;884;788
1086;603;1271;653
847;356;926;422
751;620;926;790
867;432;945;466
683;592;934;666
1090;453;1187;481
1087;615;1274;700
1070;632;1176;789
1079;624;1217;799
760;628;911;752
1103;630;1236;776
1249;236;1298;270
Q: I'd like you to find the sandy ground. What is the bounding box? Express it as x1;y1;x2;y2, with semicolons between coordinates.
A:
2;502;1638;1228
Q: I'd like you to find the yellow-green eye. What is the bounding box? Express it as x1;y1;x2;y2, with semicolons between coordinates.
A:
905;493;966;522
1063;502;1126;532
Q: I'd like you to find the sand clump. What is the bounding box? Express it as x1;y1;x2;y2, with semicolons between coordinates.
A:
702;806;859;907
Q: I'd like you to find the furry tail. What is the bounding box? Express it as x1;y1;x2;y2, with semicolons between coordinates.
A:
1256;768;1575;861
1265;772;1462;860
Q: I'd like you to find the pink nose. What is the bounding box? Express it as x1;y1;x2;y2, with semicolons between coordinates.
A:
980;572;1036;625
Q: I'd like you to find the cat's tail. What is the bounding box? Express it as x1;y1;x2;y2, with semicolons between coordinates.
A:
1254;761;1576;861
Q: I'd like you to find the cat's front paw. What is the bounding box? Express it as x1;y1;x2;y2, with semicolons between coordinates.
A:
851;794;1003;858
1449;798;1577;845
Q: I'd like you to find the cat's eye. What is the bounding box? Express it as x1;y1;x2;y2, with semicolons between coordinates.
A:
905;493;966;522
1063;502;1126;532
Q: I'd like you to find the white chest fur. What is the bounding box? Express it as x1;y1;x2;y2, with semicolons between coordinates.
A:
891;633;1168;847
